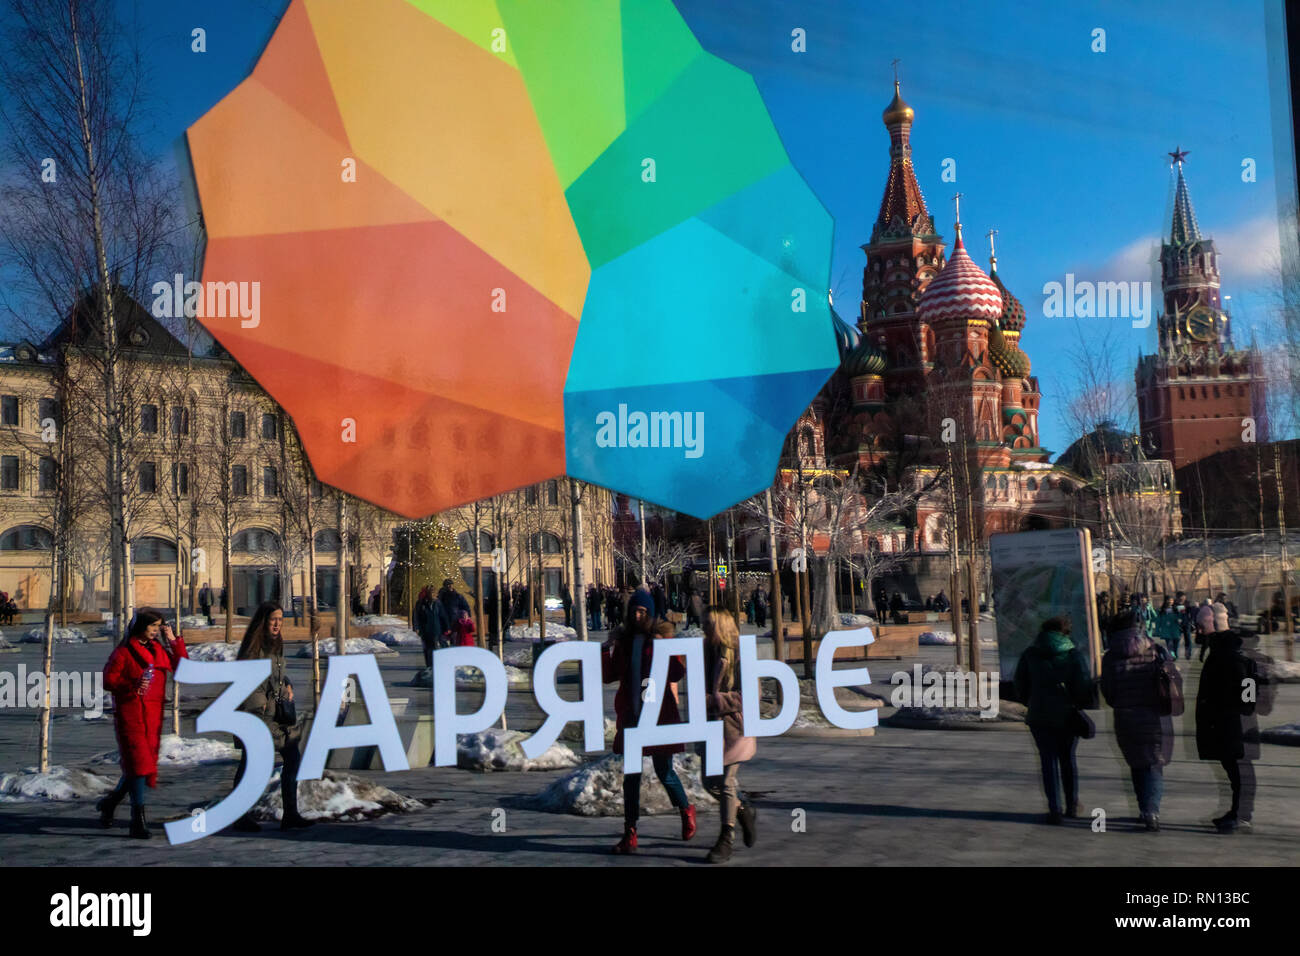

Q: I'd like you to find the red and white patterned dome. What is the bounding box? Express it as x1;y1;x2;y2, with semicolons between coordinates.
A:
918;231;1002;324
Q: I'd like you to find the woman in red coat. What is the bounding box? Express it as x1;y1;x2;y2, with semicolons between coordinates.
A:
601;587;694;854
98;609;187;838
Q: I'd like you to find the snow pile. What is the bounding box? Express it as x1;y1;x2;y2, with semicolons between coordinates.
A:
252;769;423;822
508;622;576;642
188;641;240;662
91;734;240;768
526;753;715;816
408;664;533;687
919;630;956;646
840;613;874;627
371;627;422;647
457;729;582;772
21;626;87;644
1260;723;1300;745
0;633;12;650
295;637;394;658
0;766;115;802
179;615;211;629
352;614;409;629
1260;659;1300;683
559;717;617;746
499;642;536;667
678;625;704;639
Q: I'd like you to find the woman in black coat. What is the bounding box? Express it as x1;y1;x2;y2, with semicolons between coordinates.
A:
1196;624;1256;832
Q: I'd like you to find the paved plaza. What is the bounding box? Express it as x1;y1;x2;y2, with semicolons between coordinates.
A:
2;624;1298;867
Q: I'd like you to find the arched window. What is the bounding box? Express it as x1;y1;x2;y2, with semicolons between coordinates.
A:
999;475;1009;493
0;525;52;552
532;532;562;555
985;474;996;489
546;480;559;506
233;528;280;555
314;529;341;553
1027;477;1038;491
457;530;495;553
132;536;177;564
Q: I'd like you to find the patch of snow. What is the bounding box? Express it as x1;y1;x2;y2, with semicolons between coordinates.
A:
679;625;705;639
0;633;12;650
371;627;422;647
1261;659;1300;683
408;664;531;687
352;614;409;629
179;615;212;629
919;630;956;645
252;769;423;822
21;626;87;644
527;753;715;816
499;642;535;667
840;613;874;626
188;641;240;662
508;622;576;642
91;734;239;768
1261;722;1300;742
0;766;115;802
295;637;394;658
457;729;582;771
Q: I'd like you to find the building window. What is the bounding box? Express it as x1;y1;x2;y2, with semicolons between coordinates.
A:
314;529;341;553
38;456;56;492
546;480;559;506
263;466;278;497
261;413;277;441
172;462;189;496
139;461;157;494
1178;387;1185;400
140;404;158;434
230;411;246;440
38;398;59;426
0;455;18;491
0;525;52;551
170;405;190;436
457;530;495;553
0;395;17;426
233;528;279;554
1213;385;1220;398
132;537;178;564
1027;477;1038;491
525;486;539;506
232;464;248;497
533;532;562;555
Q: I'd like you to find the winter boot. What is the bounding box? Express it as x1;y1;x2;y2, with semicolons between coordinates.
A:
1142;813;1160;832
737;801;758;848
612;825;638;854
96;789;125;829
680;804;697;841
1213;810;1239;833
706;825;734;864
129;806;152;840
280;779;315;831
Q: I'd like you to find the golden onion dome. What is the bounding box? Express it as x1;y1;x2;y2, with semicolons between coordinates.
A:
882;80;914;126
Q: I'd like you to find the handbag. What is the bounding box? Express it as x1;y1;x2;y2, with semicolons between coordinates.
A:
1059;680;1095;738
270;671;296;725
1154;647;1185;717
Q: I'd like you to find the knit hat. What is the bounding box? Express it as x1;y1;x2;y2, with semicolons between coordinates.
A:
1195;604;1215;635
629;587;656;619
1212;601;1230;633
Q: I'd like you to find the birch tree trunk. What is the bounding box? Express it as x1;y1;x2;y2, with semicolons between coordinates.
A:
571;480;588;641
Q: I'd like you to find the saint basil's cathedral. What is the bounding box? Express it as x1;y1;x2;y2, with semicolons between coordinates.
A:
782;80;1091;584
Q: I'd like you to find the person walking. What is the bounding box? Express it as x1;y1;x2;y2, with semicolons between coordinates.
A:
98;610;188;838
601;587;695;854
437;579;470;645
1175;592;1194;660
1101;609;1178;831
700;606;757;863
1155;596;1182;659
1196;604;1256;832
1013;617;1092;824
561;585;573;629
1136;594;1158;640
687;590;704;628
416;586;450;666
454;607;477;647
1195;598;1214;662
198;582;213;626
231;601;314;832
754;588;767;630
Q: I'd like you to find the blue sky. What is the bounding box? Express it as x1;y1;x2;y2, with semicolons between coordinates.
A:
3;0;1294;459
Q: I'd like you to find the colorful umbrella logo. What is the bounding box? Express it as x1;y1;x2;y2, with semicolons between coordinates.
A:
187;0;837;519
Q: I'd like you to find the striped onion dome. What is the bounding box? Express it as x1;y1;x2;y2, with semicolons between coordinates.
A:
988;324;1031;378
917;230;1002;324
845;335;888;376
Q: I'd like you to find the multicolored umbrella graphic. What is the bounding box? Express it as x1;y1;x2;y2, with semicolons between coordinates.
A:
187;0;838;519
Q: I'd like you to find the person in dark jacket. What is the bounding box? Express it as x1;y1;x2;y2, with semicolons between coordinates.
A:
600;587;694;854
1013;617;1092;824
416;587;450;664
437;579;470;645
198;582;214;626
1101;610;1177;831
1196;605;1256;833
98;610;188;837
229;602;314;832
561;585;573;628
754;588;767;629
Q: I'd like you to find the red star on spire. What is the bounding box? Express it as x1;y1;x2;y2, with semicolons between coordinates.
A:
1169;146;1190;165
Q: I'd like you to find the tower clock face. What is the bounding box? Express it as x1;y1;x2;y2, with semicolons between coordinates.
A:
1186;306;1217;342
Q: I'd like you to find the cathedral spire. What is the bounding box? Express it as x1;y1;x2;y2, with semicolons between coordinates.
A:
1168;147;1202;245
871;73;934;241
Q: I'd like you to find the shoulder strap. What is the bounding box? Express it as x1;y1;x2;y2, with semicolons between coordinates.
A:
124;640;152;671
